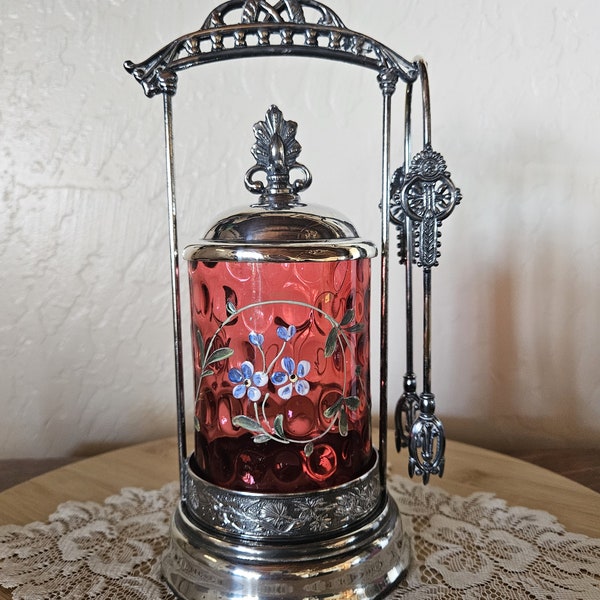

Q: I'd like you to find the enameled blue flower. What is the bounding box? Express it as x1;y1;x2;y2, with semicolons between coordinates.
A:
248;331;264;346
228;361;268;402
271;357;310;400
276;325;297;342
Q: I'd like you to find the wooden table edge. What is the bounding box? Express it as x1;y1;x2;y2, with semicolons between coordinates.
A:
1;436;598;535
1;436;599;600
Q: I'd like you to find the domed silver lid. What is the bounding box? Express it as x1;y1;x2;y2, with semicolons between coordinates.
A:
183;106;376;263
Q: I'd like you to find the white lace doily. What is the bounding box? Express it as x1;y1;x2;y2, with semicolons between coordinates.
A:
1;476;599;599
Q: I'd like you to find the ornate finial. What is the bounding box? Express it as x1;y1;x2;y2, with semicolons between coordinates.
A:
245;105;312;207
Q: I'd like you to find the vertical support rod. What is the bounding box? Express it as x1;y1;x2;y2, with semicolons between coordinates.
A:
403;82;415;379
423;268;432;393
378;88;394;489
163;93;188;502
418;60;433;396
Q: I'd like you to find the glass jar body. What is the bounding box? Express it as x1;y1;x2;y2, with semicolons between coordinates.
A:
188;258;374;493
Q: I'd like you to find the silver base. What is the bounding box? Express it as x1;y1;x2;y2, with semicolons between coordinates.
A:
162;491;409;600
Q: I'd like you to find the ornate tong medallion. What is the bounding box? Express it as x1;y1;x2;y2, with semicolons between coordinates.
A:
400;146;461;268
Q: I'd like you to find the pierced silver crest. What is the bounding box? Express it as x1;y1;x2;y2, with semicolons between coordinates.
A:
400;145;461;268
124;0;418;98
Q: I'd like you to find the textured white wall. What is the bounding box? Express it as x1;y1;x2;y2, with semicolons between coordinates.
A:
1;1;599;459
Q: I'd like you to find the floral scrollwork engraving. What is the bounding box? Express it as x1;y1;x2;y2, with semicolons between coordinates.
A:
184;459;381;540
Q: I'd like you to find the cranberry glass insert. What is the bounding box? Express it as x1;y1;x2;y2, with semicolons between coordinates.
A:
189;257;373;493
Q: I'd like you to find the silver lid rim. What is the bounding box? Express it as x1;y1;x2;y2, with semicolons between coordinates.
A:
183;239;377;263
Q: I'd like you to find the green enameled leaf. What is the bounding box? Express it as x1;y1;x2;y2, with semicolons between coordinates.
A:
304;442;314;457
226;301;237;316
344;396;360;411
194;416;201;432
324;327;339;357
232;415;264;433
200;369;214;378
340;308;355;326
206;347;234;365
323;397;343;419
195;329;205;361
273;414;285;439
253;434;271;444
339;410;348;437
344;323;364;333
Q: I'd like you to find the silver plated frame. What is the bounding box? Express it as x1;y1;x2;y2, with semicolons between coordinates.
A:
125;1;461;598
125;0;413;497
